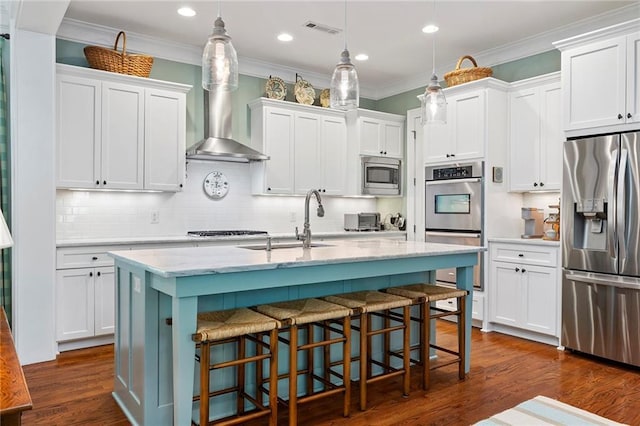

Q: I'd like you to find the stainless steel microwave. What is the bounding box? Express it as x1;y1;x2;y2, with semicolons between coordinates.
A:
362;156;401;195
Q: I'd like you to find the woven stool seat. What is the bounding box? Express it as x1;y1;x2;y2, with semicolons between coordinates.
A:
324;290;412;313
256;298;352;325
386;284;467;302
193;308;280;342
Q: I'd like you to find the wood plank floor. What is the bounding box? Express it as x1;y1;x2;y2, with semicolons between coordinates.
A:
21;322;640;425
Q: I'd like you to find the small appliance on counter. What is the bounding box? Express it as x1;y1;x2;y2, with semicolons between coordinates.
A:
344;213;381;231
521;207;544;239
543;202;560;241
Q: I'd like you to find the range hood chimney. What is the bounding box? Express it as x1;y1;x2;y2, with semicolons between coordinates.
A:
186;89;268;162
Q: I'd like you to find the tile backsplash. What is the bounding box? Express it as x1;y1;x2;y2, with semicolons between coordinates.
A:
56;160;377;240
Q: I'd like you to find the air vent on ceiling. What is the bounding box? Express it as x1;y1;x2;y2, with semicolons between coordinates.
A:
304;21;341;35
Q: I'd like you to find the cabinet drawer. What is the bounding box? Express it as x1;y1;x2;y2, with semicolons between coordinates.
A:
490;243;558;267
57;248;115;269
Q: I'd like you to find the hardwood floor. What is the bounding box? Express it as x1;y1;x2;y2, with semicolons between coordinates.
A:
21;322;640;425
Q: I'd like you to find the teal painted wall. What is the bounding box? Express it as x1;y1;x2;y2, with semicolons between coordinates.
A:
56;39;376;148
375;50;561;115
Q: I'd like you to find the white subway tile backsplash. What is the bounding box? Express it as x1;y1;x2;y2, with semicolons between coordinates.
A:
56;161;377;240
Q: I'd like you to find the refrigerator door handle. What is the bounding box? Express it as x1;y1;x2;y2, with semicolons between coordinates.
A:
565;269;640;290
607;149;618;259
617;148;628;266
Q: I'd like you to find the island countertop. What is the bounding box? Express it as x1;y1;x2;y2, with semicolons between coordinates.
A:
109;238;485;278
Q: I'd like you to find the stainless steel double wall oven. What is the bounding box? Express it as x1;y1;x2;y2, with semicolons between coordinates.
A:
425;161;484;290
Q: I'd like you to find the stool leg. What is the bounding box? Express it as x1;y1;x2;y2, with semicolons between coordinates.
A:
307;324;314;396
402;305;410;397
343;316;351;418
268;329;278;426
458;296;466;381
425;302;432;390
383;310;391;370
200;342;211;426
359;314;368;411
289;326;298;426
420;302;429;390
238;336;246;416
323;320;330;388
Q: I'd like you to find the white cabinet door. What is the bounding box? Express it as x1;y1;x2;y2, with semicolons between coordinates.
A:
294;112;322;194
94;267;115;336
321;115;347;195
424;121;451;164
509;88;540;191
522;264;557;335
56;74;101;188
539;83;562;191
263;108;295;194
383;121;403;158
359;117;382;156
101;82;144;190
627;32;640;124
490;262;520;327
452;91;485;161
562;35;627;131
144;88;186;191
56;269;95;341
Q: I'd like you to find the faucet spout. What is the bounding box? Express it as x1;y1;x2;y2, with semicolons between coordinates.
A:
300;189;324;248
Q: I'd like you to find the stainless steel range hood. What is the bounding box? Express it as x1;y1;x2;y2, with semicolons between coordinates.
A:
186;89;268;162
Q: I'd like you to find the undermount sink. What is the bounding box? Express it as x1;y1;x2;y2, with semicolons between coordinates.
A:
240;242;333;250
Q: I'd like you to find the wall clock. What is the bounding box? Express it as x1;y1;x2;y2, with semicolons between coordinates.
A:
203;171;229;199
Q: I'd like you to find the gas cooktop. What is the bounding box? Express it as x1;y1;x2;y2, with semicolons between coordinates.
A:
187;230;269;237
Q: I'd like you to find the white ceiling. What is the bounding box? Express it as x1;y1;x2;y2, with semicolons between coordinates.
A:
60;0;640;99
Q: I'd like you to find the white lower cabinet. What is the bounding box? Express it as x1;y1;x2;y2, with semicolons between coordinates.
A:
488;241;560;343
56;266;114;341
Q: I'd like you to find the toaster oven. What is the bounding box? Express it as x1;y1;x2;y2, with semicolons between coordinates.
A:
344;213;381;231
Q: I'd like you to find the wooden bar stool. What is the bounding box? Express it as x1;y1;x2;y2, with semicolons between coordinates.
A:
324;290;412;411
386;284;468;389
192;308;280;426
255;298;353;426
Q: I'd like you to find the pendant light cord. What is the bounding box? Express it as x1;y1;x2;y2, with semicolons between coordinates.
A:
344;0;348;51
217;0;221;18
431;0;437;75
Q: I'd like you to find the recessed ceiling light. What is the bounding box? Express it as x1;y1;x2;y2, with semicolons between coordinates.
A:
355;53;369;61
277;33;293;42
422;24;439;34
177;7;196;17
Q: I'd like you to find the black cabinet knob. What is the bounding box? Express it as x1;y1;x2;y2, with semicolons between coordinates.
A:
267;187;271;191
533;182;538;187
618;113;623;120
521;268;526;273
89;272;93;277
518;253;524;257
446;154;451;158
96;180;100;185
380;151;384;155
515;267;520;272
179;184;183;188
97;271;101;277
103;180;107;185
540;182;544;187
384;151;387;155
628;113;632;119
450;153;455;157
92;256;98;260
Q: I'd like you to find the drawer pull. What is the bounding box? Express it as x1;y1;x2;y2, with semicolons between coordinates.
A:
518;253;524;257
89;272;93;277
515;267;520;272
97;271;101;277
521;268;526;273
92;256;98;261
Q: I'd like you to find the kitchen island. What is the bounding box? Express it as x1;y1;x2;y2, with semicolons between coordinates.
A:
109;239;482;425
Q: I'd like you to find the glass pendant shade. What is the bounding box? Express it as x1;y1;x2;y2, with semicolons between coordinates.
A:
202;16;239;91
330;49;359;110
422;73;447;124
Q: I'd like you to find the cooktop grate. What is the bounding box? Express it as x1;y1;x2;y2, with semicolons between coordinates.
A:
187;230;269;237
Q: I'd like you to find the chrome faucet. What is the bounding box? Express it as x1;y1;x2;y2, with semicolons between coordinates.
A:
295;189;324;248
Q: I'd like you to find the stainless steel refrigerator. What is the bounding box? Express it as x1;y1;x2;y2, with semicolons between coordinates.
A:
562;131;640;367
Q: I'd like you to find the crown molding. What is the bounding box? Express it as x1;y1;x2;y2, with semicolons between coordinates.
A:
58;4;637;101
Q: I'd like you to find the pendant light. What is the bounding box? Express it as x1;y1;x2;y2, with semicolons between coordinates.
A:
202;1;239;91
421;0;446;124
330;0;359;110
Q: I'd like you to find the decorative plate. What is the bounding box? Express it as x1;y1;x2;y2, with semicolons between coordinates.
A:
265;76;286;100
320;89;330;107
294;74;315;105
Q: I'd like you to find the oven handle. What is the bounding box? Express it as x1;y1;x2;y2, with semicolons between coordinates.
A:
425;177;482;186
425;231;481;239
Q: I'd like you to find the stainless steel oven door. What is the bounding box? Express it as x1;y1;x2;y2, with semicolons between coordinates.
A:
425;177;482;232
425;231;483;290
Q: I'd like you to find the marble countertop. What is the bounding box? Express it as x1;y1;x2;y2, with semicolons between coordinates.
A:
109;239;484;278
488;237;561;246
57;230;406;248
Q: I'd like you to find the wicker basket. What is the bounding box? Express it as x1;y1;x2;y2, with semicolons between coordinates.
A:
84;31;153;78
444;55;492;87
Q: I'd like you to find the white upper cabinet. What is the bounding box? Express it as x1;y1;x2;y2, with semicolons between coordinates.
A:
56;64;191;191
424;78;508;165
554;20;640;137
357;110;404;159
249;98;347;195
509;73;562;192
